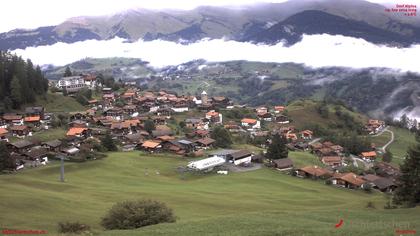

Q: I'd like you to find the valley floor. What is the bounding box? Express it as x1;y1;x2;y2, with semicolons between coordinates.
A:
0;152;419;235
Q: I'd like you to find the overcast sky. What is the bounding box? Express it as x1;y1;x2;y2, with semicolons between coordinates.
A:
0;0;400;33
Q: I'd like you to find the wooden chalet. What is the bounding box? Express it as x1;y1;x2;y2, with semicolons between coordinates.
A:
9;125;30;137
195;137;216;149
331;172;366;189
296;166;333;179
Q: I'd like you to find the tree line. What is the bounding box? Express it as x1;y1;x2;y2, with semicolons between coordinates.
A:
0;51;49;110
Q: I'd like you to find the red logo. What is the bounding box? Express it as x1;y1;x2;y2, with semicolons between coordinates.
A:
335;219;344;228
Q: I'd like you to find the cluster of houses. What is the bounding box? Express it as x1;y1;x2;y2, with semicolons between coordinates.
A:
364;119;386;135
0;107;50;140
309;141;345;168
293;163;399;192
0;87;245;170
1;80;401;194
268;155;399;192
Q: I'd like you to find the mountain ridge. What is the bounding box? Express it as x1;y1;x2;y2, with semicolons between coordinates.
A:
1;0;420;50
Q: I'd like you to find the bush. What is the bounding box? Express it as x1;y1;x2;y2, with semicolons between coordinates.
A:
58;222;90;234
362;184;373;193
101;199;176;230
366;201;376;209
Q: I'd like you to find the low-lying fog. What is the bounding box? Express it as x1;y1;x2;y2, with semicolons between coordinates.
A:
12;34;420;72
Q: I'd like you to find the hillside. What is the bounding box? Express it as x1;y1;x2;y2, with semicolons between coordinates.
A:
33;93;86;112
44;59;420;121
245;10;417;46
43;57;153;80
286;100;368;133
1;152;419;235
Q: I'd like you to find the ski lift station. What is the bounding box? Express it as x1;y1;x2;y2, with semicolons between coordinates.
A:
187;156;225;171
187;149;253;171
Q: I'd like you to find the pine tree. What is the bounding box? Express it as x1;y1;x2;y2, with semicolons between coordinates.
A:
64;66;72;77
393;144;420;207
266;134;288;160
0;142;15;171
382;150;393;163
100;132;117;152
144;120;156;134
62;86;68;96
10;76;22;108
211;125;232;148
0;52;48;110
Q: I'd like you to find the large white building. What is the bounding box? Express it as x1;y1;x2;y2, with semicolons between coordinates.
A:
187;156;225;171
56;75;100;92
57;76;86;92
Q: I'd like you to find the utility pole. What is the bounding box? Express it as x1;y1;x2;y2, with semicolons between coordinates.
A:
60;156;65;182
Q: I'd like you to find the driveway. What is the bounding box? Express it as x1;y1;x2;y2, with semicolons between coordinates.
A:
225;163;262;173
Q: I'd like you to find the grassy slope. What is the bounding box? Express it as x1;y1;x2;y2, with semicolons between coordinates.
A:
8;128;66;143
46;58;153;80
1;152;419;235
387;127;417;165
288;151;324;168
370;131;392;147
33;93;85;113
286;100;368;131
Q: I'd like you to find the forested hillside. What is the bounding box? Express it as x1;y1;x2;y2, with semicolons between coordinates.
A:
0;51;49;111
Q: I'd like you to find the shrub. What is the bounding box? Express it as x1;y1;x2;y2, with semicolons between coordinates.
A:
58;222;90;234
366;201;376;209
101;199;176;230
362;184;373;193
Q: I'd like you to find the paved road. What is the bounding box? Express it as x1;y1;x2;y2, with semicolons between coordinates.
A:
372;126;389;137
379;128;395;152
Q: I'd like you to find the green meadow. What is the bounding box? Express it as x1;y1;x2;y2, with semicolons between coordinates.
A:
0;152;419;235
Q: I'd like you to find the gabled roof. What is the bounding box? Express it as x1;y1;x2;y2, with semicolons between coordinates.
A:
241;118;257;124
230;150;252;160
10;140;33;149
3;114;22;120
185;118;203;124
299;166;332;177
206;111;219;117
157;135;175;141
152;130;173;137
43;139;62;148
10;125;29;131
321;156;342;163
195;137;216;146
338;173;366;186
273;158;293;169
178;139;194;145
142;140;161;149
372;177;396;190
111;122;130;130
195;130;209;136
362;174;381;182
0;128;8;136
66;127;88;136
361;151;376;158
24;148;48;159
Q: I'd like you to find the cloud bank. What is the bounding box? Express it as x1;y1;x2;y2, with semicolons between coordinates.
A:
12;34;420;72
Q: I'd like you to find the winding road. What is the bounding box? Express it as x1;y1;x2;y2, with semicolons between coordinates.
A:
379;127;395;152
